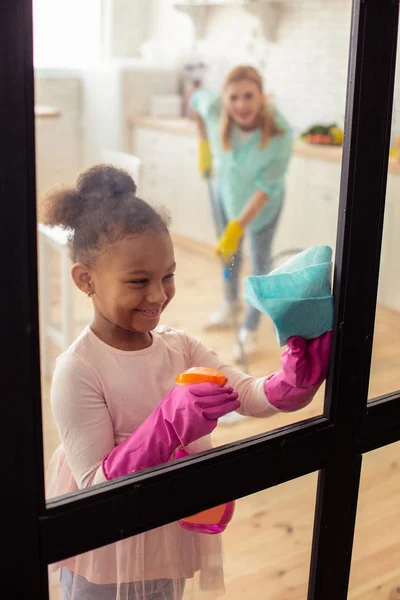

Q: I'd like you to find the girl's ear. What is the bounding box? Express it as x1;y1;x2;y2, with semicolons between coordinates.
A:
71;262;94;296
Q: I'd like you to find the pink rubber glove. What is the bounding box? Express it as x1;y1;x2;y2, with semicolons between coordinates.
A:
264;330;332;412
102;383;240;480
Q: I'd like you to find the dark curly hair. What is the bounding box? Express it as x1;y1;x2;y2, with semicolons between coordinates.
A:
40;164;170;264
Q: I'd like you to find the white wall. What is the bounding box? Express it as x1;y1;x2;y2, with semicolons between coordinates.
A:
81;62;179;166
140;0;195;66
34;72;82;195
143;0;400;137
143;0;352;133
102;0;151;59
34;63;179;193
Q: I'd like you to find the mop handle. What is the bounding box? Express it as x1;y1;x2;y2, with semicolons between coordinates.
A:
205;171;233;279
203;171;248;371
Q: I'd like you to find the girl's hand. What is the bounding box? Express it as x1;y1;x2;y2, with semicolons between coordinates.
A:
102;382;240;479
264;330;332;412
165;382;240;446
215;219;244;262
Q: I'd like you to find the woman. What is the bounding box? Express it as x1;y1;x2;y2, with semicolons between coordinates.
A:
191;65;293;361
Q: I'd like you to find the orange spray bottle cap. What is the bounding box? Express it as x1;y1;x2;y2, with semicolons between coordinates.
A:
175;367;227;386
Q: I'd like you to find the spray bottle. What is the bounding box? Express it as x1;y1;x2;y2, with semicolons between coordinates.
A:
174;367;236;534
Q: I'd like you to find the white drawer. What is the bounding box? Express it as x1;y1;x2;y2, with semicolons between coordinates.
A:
306;158;341;191
134;127;163;149
180;136;198;159
132;128;165;163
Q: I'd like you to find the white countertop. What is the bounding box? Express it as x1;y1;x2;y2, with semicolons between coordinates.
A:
130;116;400;175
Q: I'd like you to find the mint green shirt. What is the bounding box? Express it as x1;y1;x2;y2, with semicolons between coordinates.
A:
190;89;293;233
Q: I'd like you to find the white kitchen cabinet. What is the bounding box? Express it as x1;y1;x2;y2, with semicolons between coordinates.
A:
377;181;395;307
34;76;82;196
274;155;340;257
378;175;400;311
303;158;340;251
273;155;308;256
389;188;400;311
132;127;216;245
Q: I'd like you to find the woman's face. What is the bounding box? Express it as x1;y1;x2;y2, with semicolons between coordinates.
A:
223;78;264;130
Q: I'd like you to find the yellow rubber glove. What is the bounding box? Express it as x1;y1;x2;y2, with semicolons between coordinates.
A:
198;139;213;177
215;220;244;263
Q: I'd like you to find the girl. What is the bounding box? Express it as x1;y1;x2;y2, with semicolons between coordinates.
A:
43;165;330;600
191;65;292;361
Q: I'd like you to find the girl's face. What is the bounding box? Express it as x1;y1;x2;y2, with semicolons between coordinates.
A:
85;231;176;348
223;79;264;130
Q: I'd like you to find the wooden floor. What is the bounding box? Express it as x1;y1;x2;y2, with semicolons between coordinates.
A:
42;236;400;599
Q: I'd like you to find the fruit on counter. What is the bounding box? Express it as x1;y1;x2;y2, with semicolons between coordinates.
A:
307;133;332;144
301;123;344;145
388;135;400;160
389;146;400;158
329;126;344;145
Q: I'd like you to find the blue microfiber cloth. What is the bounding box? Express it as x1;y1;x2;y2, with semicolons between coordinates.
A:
243;245;334;346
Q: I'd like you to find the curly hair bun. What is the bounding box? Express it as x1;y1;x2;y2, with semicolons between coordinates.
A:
77;164;137;200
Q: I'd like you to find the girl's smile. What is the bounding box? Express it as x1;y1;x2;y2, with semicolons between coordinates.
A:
134;307;163;319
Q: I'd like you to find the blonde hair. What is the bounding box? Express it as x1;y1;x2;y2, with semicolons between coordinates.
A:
221;65;283;152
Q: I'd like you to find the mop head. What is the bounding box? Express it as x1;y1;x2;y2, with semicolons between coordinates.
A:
243;245;334;347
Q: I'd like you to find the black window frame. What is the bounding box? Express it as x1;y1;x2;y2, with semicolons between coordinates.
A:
1;1;400;598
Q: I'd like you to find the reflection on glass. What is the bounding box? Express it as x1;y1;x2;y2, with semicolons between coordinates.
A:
37;1;350;499
348;442;400;599
48;474;317;600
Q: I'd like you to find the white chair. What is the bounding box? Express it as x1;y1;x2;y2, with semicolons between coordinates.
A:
38;151;142;376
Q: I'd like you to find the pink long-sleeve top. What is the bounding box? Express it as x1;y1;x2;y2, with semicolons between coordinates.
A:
47;325;278;589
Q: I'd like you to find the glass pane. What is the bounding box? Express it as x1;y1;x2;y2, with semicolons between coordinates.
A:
348;442;400;598
369;26;400;399
48;474;317;599
36;0;351;502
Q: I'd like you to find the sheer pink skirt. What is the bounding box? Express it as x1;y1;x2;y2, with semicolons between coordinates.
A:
46;445;225;600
